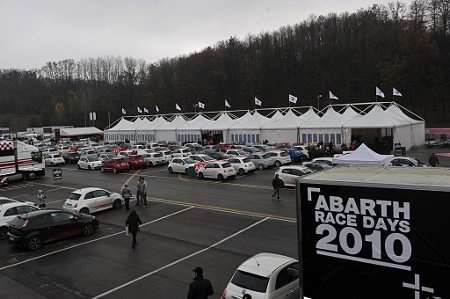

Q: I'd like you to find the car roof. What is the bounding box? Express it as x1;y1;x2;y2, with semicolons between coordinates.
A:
279;165;310;171
238;253;297;277
0;202;35;210
313;157;333;161
19;208;63;218
72;187;104;194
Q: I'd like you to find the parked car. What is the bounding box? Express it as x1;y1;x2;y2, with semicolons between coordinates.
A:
7;209;99;250
101;157;130;174
288;145;309;162
248;153;276;170
385;156;424;167
98;153;114;162
172;147;192;158
251;144;272;152
302;161;332;172
79;147;96;156
0;196;35;206
221;253;299;299
184;143;203;152
226;149;248;157
265;150;292;167
0;203;39;239
197;161;237;180
44;152;66;166
143;152;165;166
206;151;229;160
63;151;81;164
310;157;334;166
128;155;146;169
63;187;123;215
274;165;313;187
227;156;256;175
188;154;215;163
160;150;173;163
168;158;197;174
77;155;103;170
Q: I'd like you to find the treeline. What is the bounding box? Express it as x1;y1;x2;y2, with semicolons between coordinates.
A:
0;0;449;130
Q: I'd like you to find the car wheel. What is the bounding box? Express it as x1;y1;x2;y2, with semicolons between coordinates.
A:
258;164;264;170
113;199;121;209
275;160;281;168
238;168;244;175
168;167;173;174
217;174;224;180
0;226;7;240
198;172;204;179
27;235;42;250
113;168;117;175
88;165;92;170
78;164;81;169
82;223;94;236
80;208;90;215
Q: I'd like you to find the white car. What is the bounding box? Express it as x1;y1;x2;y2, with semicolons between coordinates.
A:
226;149;248;157
265;150;292;167
44;152;66;166
63;187;123;214
160;150;173;163
197;161;237;180
274;165;313;187
168;158;197;174
0;202;39;239
385;156;424;167
188;154;215;163
311;157;334;166
172;147;192;158
221;253;299;299
227;156;256;175
144;152;166;166
77;156;103;170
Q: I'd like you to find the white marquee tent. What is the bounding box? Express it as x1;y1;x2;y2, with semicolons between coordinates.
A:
333;143;393;165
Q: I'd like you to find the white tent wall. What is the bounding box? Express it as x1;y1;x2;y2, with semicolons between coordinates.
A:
176;130;202;144
393;122;425;149
228;129;262;144
155;130;177;143
260;129;298;144
298;128;343;145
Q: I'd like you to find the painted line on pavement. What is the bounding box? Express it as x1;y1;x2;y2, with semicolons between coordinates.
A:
28;182;78;191
148;196;296;223
0;206;194;272
92;217;269;299
122;170;140;188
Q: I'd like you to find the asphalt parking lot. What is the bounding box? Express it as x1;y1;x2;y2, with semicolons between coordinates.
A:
0;164;298;299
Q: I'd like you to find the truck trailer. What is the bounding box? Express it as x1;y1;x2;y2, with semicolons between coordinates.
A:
297;166;450;298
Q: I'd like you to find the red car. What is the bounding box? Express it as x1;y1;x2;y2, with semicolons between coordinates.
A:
101;157;130;174
128;155;146;169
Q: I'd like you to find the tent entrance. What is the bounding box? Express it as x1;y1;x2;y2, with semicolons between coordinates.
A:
351;128;393;154
201;130;223;145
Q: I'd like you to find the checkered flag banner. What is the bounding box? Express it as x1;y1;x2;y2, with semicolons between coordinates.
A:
0;141;14;151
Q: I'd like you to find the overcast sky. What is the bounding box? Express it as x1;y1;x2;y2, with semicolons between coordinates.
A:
0;0;409;69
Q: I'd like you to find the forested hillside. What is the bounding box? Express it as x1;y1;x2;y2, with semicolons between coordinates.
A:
0;1;449;130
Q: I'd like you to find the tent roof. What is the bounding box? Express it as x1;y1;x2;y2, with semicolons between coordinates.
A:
60;127;103;137
297;108;321;128
333;143;393;165
180;114;215;130
341;106;360;121
133;117;153;130
343;105;397;128
151;116;171;130
230;111;268;130
107;118;135;131
384;104;421;124
261;109;299;129
208;113;235;130
163;115;187;130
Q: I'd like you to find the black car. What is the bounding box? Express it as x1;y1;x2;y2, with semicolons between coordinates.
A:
8;209;99;250
63;152;81;164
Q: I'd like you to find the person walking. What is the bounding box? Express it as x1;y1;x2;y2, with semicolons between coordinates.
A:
428;153;439;167
125;210;142;249
136;178;143;206
141;176;148;207
121;184;132;211
272;174;283;201
187;267;214;299
36;190;47;208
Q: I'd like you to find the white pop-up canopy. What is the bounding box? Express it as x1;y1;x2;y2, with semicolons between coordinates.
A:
333;143;393;165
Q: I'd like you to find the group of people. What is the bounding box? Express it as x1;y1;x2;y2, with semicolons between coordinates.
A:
121;176;148;210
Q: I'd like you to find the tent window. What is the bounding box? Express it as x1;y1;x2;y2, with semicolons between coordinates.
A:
251;134;256;144
336;134;342;145
307;134;312;143
231;134;235;143
243;134;247;144
302;134;307;143
239;134;242;143
247;134;251;144
330;134;336;144
313;134;318;143
318;134;323;143
324;134;330;143
256;134;260;144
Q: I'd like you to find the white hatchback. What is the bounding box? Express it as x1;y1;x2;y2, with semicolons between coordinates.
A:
77;156;103;170
168;158;197;174
0;202;39;239
63;187;123;214
221;253;299;299
228;156;256;175
44;152;66;166
197;161;236;180
265;151;291;167
274;165;313;187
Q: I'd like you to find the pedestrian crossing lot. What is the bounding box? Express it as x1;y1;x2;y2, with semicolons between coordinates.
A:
0;196;297;299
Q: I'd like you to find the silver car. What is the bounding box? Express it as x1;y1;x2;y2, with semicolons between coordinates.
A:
248;153;275;170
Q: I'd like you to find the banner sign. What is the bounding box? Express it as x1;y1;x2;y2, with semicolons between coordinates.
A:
298;183;449;298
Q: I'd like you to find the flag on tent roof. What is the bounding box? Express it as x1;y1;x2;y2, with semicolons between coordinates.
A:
288;94;298;104
198;101;205;109
143;107;149;113
254;97;262;107
393;88;403;97
176;103;182;111
121;108;126;115
137;106;142;113
376;87;385;98
155;105;160;113
225;99;231;108
329;91;339;100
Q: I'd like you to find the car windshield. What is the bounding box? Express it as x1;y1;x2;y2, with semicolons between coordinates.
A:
69;193;81;201
183;159;196;164
231;270;269;293
87;156;97;162
243;158;251;163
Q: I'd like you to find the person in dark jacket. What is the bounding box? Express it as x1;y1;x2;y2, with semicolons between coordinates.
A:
125;210;142;249
187;267;213;299
428;153;439;167
121;184;132;210
272;174;283;200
